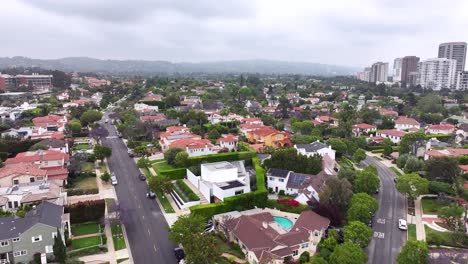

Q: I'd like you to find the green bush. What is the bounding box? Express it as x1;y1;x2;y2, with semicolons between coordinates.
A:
253;157;266;192
371;149;384;153
67;246;108;258
190;203;230;220
65;200;106;224
67;188;99;196
185;151;254;167
158;168;186;179
265;199;309;214
175;180;200;201
425;134;452;142
458;156;468;165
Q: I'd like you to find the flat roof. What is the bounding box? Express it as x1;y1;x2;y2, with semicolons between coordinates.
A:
216;180;245;190
202;161;236;171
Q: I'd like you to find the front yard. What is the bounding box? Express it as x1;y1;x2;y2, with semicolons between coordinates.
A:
421;197;445;214
72;222;101;236
73;177;98;190
425;225;468;248
156;191;175;213
408;224;416;240
152;161;174;173
73;143;91;151
111;224;127;250
71;235;102;250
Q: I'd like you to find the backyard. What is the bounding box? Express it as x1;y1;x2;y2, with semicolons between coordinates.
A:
73;177;98;190
152;160;174;173
73;143;91;151
81;162;95;173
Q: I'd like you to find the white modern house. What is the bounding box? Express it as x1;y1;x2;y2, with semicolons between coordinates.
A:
134;103;159;112
294;141;336;161
187;161;250;203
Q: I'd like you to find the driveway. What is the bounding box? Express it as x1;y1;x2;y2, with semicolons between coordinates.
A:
99;114;177;264
362;156;407;264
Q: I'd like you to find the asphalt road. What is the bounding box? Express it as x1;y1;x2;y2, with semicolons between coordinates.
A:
99;114;177;264
362;156;407;264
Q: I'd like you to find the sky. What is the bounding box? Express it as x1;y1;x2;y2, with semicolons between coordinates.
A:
1;0;468;67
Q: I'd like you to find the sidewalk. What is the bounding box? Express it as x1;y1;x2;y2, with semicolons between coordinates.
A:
414;197;426;241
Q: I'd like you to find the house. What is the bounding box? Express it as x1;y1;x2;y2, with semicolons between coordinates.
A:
140;114;166;123
134;103;159;112
315;116;339;126
169;138;218;157
246;127;291;149
244;118;263;125
394;116;420;131
217;134;238;151
0;202;69;264
37;139;69;154
294;141;336;161
187;161;250;203
159;126;201;151
424;148;468;160
426;124;455;135
4;150;69;183
0;163;67;211
379;108;399;119
352;123;377;136
180;96;202;106
32;115;67;132
245;100;262;114
141;92;164;102
376;129;406;144
239;123;267;135
214;208;330;264
85;77;110;87
56;91;69;101
266;169;332;204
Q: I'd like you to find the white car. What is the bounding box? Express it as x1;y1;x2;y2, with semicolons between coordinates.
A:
398;219;407;230
111;175;118;185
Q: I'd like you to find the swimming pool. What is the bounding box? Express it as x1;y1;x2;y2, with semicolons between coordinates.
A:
274;216;293;230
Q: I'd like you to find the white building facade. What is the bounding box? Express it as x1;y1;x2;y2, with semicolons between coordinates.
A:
417;58;457;90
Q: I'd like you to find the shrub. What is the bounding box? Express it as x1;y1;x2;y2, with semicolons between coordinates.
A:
175;180;200;201
265;199;309;214
371;149;384;153
67;188;99;196
185;151;254;167
100;172;111;183
65;200;105;224
278;190;285;196
428;181;453;195
299;251;310;263
158;168;186;180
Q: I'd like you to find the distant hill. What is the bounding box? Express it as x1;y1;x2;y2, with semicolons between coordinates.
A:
0;56;358;76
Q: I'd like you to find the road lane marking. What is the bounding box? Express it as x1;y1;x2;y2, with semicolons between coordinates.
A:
376;218;386;224
373;232;385;239
154;245;157;252
148;229;151;236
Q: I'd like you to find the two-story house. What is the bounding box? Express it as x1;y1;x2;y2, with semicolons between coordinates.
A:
394;116;420;131
217;134;238;151
294;141;336;161
376;129;406;144
246;127;291;149
0;202;69;264
315;116;339;126
426;124;455;135
352;123;377;136
169;138;218;157
32;115;67;132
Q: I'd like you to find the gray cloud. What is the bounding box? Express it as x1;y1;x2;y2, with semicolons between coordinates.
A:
2;0;467;67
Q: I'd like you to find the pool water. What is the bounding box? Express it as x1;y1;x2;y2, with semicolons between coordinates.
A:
274;216;293;230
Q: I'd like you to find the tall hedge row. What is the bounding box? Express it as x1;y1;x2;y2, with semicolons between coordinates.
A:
158;168;186;180
185;151;254;167
65;200;105;224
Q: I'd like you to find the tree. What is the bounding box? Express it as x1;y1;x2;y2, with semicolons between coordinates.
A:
174;151;189;168
397;240;428;264
319;177;353;212
184;234;221;264
382;138;393;157
89;127;109;139
344;221;373;248
66;119;82;134
207;128;221;142
438;204;464;229
94;145;112;162
354;166;380;195
338;168;357;184
404;156;424;173
425;157;459;183
30;143;48;151
396;173;429;200
311;256;328;264
53;229;66;264
100;171;111;183
80;110;103;126
164;148;184;166
347;193;379;224
428;181;453;195
148;176;173;194
399;132;425;155
378;116;395;130
329;242;367;264
327;138;348;157
353;148;366;163
136;157;151;169
169;214;205;245
317;230;338;260
264;148;322;175
277;96;292;118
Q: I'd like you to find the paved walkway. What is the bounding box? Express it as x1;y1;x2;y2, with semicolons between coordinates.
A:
183;179;209;204
72;233;101;239
414;197;426;241
221;253;246;264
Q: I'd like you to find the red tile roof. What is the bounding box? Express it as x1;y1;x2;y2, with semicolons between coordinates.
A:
379;109;399;117
395;116;420;126
0;163;47;178
292;210;330;232
32;114;66;128
5;150;70;165
217;134;238;143
169;138;213;150
353;123;377;129
317;116;338;122
428;124;455;130
379;129;406;138
140;115;166;121
426;148;468;158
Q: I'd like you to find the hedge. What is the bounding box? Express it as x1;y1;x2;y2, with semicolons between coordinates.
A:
265;199;309;214
65;200;106;224
458;156;468;165
175;180;200;201
253;157;266;192
185;151;255;167
158;168;186;180
425;134;452;142
371;149;384;153
67;188;99;196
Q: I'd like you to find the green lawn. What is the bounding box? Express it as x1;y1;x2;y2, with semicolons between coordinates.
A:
117;258;129;263
71;235;102;250
72;222;100;236
421;197;444;214
81;162;95;173
153;161;174;173
73;144;91;150
408;224;416;240
141;167;152;177
156;191;175;213
390;167;403;177
74;177;98;190
215;236;245;259
425;225;468;248
111;224;126;251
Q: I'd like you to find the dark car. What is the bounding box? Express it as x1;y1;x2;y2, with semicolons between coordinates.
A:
139;174;146;181
146;192;156;199
174;248;185;261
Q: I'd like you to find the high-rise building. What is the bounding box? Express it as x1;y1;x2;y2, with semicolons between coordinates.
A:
456;71;468;90
356;67;371;82
417;58;457;90
438;42;467;73
393;58;402;82
370;62;389;83
401;56;420;86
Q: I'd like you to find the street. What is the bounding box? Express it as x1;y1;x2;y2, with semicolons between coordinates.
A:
99;113;177;264
363;156;407;264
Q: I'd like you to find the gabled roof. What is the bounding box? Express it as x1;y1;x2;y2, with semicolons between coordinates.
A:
266;168;290;178
353;123;377;129
292;210;330;232
5;150;70;165
379;129;406;137
0;163;47;178
428;124;455;130
38;139;66;149
395;116;420;126
295;141;329;152
169;138;213;150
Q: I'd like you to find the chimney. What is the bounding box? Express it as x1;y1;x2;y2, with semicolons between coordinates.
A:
262;222;268;229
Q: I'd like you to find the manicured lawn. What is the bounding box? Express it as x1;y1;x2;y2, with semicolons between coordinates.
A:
74;177;97;190
421;197;444;214
408;224;416;240
216;236;245;259
390;167;403;177
71;235;102;250
72;222;100;236
117;258;129;263
153;161;174;173
111;224;126;250
425;225;468;248
73;144;90;150
81;162;95;173
156;191;175;213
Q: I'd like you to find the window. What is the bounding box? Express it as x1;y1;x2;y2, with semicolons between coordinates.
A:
0;241;8;247
32;235;42;243
293;250;298;256
13;250;27;257
30;177;35;183
235;190;244;195
301;243;308;248
45;245;53;253
13;178;19;185
279;179;284;182
269;177;274;181
12;237;20;243
37;176;44;181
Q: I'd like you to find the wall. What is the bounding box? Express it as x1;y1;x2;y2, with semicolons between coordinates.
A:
267;176;288;192
15;223;58;263
198;181;211;202
212;184;249;201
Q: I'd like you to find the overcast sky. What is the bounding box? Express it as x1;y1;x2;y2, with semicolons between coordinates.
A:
2;0;467;67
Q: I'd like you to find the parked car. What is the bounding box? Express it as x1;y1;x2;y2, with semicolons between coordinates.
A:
111;175;118;185
174;248;185;261
128;150;135;158
139;174;146;181
147;192;156;199
398;219;407;230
